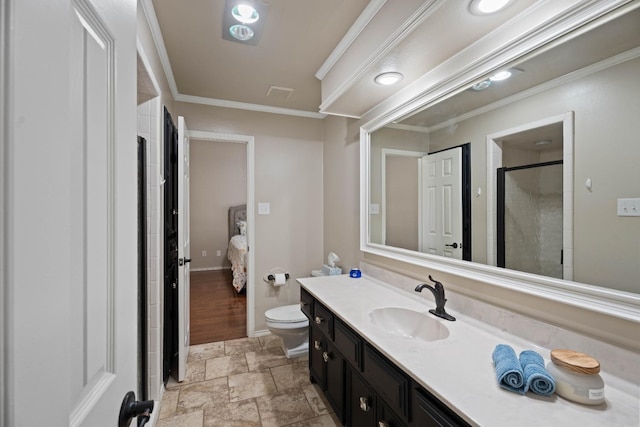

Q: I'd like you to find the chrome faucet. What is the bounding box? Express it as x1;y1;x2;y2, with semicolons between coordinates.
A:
415;275;456;321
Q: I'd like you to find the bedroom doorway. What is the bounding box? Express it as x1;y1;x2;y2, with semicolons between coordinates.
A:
187;131;255;344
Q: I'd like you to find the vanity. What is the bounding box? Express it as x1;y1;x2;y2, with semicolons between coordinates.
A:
298;273;639;427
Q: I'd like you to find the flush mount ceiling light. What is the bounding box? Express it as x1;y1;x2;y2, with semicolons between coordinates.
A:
222;0;268;46
374;72;404;86
469;0;512;15
489;70;512;81
470;79;492;91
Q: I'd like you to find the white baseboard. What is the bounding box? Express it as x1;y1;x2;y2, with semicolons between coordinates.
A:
252;329;271;338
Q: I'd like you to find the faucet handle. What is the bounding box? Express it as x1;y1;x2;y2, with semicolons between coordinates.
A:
428;275;443;289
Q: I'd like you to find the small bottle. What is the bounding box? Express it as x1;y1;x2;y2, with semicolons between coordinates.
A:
546;349;605;405
349;268;361;278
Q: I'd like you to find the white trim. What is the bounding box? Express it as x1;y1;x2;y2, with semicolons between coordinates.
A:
486;112;574;282
185;130;256;338
136;38;161;97
139;0;179;99
319;0;443;113
315;0;387;80
0;0;9;424
176;94;326;119
252;329;271;338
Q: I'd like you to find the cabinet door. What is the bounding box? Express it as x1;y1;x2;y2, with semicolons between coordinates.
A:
309;326;326;388
325;341;345;423
347;368;376;427
412;386;470;427
377;400;407;427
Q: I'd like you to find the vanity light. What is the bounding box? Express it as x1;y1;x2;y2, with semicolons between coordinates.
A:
469;0;512;15
374;72;404;86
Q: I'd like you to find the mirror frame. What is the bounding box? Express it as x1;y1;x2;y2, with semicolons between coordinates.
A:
360;1;640;323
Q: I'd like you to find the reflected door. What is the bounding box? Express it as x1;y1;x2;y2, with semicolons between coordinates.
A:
497;161;563;278
421;147;463;258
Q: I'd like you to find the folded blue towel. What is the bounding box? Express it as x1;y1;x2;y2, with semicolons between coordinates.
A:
492;344;524;394
519;350;556;396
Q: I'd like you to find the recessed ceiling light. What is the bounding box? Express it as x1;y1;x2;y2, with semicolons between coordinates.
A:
470;80;492;91
489;70;512;81
469;0;512;15
232;4;259;24
535;140;552;146
374;72;404;86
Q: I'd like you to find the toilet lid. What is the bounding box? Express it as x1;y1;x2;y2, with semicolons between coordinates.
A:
265;304;306;323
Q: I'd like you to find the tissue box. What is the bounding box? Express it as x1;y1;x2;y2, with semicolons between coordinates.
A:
322;265;342;276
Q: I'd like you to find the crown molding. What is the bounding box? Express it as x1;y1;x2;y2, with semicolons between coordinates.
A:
140;0;327;120
176;94;326;119
318;0;443;114
315;0;387;80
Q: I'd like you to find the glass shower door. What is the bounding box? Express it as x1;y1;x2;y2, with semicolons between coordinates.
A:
497;161;563;279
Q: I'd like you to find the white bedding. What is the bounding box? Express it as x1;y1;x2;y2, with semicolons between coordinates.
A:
227;234;247;293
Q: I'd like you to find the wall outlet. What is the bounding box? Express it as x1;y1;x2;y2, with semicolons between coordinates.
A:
216;250;222;257
202;250;207;257
258;202;270;215
617;198;640;217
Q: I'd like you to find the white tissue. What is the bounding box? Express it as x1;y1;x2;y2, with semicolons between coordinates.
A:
274;273;287;286
327;252;340;268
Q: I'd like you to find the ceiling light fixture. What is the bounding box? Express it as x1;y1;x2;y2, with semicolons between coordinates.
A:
222;0;268;46
470;80;492;91
232;4;259;24
489;70;512;81
374;72;404;86
469;0;512;15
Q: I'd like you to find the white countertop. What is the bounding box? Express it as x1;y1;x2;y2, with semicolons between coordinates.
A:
298;274;640;427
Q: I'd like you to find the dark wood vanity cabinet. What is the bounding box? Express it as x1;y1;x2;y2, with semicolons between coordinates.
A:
301;287;469;427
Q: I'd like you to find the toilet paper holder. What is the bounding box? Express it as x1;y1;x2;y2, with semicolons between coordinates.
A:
267;273;290;282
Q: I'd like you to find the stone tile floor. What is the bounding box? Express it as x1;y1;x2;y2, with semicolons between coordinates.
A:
157;335;342;427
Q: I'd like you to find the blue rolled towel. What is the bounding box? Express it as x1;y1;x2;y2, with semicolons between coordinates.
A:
492;344;524;393
519;350;556;396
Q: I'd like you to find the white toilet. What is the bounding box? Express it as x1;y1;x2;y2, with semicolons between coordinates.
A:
265;304;309;358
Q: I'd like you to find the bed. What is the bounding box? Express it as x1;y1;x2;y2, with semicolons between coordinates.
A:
227;204;248;293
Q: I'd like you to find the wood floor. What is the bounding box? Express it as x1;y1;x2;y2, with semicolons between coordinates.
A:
190;269;246;345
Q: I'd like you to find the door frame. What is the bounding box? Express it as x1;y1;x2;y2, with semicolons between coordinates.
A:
487;112;574;280
188;130;256;337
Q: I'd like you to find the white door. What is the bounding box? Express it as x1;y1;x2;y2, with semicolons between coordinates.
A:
2;0;138;425
421;147;463;259
177;116;191;381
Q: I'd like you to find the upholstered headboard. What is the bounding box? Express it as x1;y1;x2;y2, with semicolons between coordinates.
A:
228;204;247;241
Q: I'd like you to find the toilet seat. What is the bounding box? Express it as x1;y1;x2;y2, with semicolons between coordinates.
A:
265;304;307;323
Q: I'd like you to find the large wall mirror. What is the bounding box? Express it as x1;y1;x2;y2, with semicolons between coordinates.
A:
362;3;640;319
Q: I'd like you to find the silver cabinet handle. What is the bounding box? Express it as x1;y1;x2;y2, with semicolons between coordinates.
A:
378;422;389;427
300;301;308;309
359;397;370;412
314;340;321;350
322;351;329;362
314;316;324;324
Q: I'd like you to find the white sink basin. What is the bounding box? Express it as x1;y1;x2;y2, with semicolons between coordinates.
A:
369;307;450;342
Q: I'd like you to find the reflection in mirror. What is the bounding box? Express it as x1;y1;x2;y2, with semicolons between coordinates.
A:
366;6;640;294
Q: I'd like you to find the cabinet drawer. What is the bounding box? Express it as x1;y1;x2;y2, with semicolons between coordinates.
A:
300;287;313;319
363;344;410;423
334;318;362;370
413;385;470;427
313;302;333;339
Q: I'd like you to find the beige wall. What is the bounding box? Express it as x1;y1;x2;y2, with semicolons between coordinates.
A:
321;116;362;270
190;140;246;271
175;102;324;332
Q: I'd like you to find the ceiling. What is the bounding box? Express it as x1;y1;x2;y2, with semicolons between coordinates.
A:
150;0;370;114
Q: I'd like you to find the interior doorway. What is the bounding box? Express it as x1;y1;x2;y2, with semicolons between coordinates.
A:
487;112;574;280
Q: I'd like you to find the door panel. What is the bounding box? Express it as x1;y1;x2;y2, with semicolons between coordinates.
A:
422;147;463;259
5;0;138;425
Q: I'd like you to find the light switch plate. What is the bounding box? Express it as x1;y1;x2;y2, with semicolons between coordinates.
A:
617;198;640;217
258;202;270;215
370;204;380;215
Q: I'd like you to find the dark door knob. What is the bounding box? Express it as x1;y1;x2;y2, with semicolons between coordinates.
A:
445;243;459;249
178;258;192;266
118;391;154;427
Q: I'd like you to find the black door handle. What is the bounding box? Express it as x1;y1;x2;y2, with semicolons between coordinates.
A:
445;243;459;249
178;258;192;266
118;391;154;427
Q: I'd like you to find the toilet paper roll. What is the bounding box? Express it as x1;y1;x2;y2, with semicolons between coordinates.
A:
274;273;287;286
